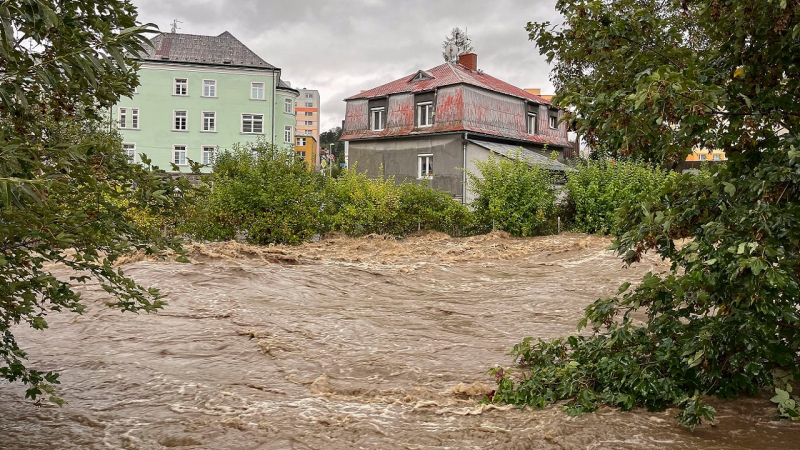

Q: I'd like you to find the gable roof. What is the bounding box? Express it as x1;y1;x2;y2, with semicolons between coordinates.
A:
140;32;276;70
345;62;552;105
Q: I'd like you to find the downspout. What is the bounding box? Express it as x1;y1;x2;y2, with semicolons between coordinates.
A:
271;69;276;146
462;132;468;204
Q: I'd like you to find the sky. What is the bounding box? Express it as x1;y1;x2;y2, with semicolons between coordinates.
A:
133;0;564;132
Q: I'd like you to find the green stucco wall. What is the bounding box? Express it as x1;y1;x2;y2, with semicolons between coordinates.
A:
112;62;298;173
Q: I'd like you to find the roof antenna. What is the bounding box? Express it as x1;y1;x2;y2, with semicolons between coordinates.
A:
170;19;182;34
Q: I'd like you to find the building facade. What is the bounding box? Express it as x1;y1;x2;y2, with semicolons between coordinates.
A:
295;134;318;168
341;53;573;203
295;89;321;167
112;32;298;173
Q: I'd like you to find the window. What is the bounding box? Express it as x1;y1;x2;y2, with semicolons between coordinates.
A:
297;151;307;159
241;114;264;134
699;154;707;161
118;107;139;129
549;115;558;129
304;130;313;136
305;112;313;117
371;107;385;131
174;78;188;96
305;93;313;98
284;125;293;143
418;154;433;179
416;101;433;127
713;153;722;161
202;111;216;132
305;102;313;107
202;80;216;97
173;110;187;131
527;113;538;134
251;82;265;100
122;143;136;163
296;137;307;146
305;120;314;125
284;98;293;113
202;146;216;165
173;145;187;166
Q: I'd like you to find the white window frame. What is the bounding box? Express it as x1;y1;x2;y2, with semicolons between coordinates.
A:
699;154;707;161
304;130;313;136
305;102;314;107
371;107;385;131
201;111;216;132
304;120;314;125
201;145;216;165
527;113;538;135
174;78;188;96
284;98;293;114
296;137;307;146
304;111;313;117
297;150;307;159
173;110;188;131
713;153;722;161
305;93;313;98
122;142;136;163
173;145;187;166
202;79;217;98
118;107;139;130
549;115;558;129
241;113;264;134
416;101;433;127
284;125;293;143
418;154;433;179
251;82;265;100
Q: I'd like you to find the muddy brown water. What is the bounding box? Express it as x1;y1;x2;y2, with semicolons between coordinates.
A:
1;232;798;449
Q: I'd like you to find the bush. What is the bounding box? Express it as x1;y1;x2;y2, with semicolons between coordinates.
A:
323;167;472;237
564;160;672;235
468;152;557;236
181;141;326;245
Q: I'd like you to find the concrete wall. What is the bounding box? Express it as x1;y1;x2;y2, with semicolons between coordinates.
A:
348;134;466;199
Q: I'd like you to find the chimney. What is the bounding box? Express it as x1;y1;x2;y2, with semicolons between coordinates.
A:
458;53;478;71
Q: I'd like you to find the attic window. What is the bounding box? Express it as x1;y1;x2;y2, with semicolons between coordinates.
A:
410;71;434;83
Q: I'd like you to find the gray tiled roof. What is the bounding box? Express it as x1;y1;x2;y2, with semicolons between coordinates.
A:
141;32;276;69
467;139;575;172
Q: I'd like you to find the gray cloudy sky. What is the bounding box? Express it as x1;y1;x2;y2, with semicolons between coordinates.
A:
133;0;564;132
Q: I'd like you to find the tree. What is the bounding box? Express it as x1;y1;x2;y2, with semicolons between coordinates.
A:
0;1;193;403
442;27;474;63
320;126;345;176
492;0;800;428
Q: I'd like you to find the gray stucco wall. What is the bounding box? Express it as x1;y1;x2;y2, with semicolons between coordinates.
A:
347;134;466;199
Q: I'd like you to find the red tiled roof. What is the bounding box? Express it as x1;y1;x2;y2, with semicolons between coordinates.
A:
345;62;552;105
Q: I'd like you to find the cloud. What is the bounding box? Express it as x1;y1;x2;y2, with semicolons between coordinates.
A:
133;0;563;131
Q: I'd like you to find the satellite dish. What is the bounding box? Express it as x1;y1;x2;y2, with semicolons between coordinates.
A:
446;44;458;62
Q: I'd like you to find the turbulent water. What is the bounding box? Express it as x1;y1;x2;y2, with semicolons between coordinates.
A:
1;232;798;449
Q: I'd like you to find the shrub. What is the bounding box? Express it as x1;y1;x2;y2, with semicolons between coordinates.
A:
468;152;557;237
564;160;672;235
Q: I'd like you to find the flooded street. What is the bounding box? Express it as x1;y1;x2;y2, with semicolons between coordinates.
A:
1;232;798;449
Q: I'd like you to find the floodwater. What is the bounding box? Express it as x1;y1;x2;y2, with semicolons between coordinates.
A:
1;232;798;449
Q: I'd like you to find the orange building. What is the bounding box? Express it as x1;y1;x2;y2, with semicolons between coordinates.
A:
686;148;727;162
295;135;317;169
295;89;320;166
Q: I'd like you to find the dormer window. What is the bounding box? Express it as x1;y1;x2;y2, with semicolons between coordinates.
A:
527;113;538;135
371;107;386;131
549;114;559;129
417;102;433;127
410;70;434;82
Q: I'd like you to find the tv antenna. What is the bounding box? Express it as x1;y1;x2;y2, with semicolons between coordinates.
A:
170;19;183;34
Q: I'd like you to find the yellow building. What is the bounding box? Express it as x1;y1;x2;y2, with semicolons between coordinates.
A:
295;135;317;169
686;148;727;162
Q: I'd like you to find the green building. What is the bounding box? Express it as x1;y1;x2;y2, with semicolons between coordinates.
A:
112;31;299;172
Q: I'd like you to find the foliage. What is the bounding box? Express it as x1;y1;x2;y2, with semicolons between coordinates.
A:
182;141;326;245
493;0;800;428
0;0;195;403
564;160;672;235
442;27;474;63
468;152;556;237
324;168;472;237
320;126;345;177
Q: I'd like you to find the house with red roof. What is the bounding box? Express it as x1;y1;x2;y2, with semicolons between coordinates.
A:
341;53;573;203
